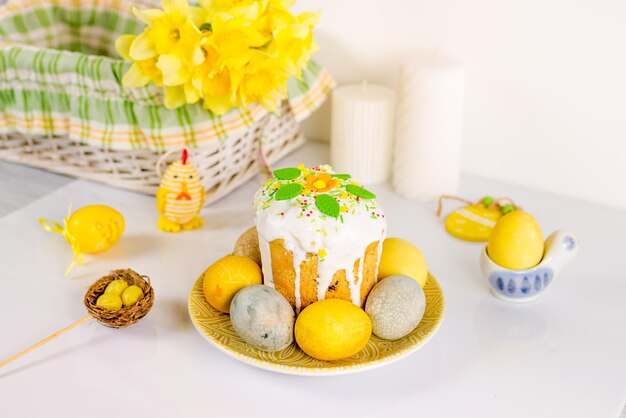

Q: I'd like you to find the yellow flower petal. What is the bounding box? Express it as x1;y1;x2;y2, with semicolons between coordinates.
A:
298;11;320;26
115;34;135;60
132;7;165;24
164;86;187;109
162;0;189;16
157;53;182;74
184;82;201;104
191;46;205;66
122;63;152;87
157;54;188;85
190;6;208;27
231;2;260;20
129;32;157;60
197;0;211;10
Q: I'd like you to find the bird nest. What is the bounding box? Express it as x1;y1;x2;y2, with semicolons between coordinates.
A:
84;269;154;328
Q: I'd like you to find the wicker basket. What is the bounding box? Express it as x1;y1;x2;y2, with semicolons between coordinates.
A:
0;0;332;204
0;102;305;204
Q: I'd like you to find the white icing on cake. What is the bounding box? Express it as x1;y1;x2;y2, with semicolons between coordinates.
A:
254;164;386;312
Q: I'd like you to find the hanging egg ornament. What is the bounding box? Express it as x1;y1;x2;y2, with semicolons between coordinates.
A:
440;196;519;242
156;149;205;233
67;205;125;253
39;205;125;275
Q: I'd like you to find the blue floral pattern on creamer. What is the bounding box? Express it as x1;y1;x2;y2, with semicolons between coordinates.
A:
489;268;554;299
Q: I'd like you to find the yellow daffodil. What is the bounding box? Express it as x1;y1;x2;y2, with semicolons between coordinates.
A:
207;14;269;70
130;0;204;80
117;0;319;113
238;58;288;110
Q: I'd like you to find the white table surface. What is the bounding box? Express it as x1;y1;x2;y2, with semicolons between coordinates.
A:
0;141;625;418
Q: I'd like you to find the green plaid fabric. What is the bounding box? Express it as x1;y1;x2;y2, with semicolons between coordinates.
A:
0;0;334;151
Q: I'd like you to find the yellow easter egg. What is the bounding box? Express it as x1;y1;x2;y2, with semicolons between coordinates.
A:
445;203;502;242
96;293;123;311
67;205;125;253
104;279;128;296
203;255;263;313
295;299;372;361
121;285;144;307
487;211;544;270
377;238;428;287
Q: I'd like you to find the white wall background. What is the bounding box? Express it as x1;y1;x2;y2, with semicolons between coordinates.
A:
295;0;626;209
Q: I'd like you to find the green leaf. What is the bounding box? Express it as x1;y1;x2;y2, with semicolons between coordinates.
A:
315;194;340;218
273;167;301;180
346;184;376;199
332;174;351;180
275;183;303;200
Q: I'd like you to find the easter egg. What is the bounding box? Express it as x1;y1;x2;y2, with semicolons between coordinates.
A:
67;205;125;253
121;285;144;307
230;285;294;352
295;299;371;361
104;279;128;296
365;275;426;340
203;255;263;313
96;293;122;311
377;238;428;287
445;203;502;242
233;226;262;266
487;211;544;270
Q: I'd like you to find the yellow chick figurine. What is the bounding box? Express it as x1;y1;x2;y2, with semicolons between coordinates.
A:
156;149;204;232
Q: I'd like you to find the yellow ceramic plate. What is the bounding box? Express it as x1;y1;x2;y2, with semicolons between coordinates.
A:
188;273;445;376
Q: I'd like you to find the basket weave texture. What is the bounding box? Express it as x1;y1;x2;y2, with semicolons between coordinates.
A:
84;269;154;329
0;0;333;203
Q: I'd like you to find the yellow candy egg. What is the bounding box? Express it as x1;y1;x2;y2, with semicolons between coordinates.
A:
203;255;263;313
96;293;123;311
67;205;125;254
121;285;143;307
487;211;544;270
104;279;128;296
377;238;428;287
295;299;372;361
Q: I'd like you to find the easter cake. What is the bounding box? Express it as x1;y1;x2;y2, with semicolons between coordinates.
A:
254;165;386;312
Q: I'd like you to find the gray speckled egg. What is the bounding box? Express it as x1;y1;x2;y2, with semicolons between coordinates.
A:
365;275;426;340
230;285;295;352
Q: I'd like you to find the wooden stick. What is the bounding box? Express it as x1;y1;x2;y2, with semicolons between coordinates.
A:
0;315;92;368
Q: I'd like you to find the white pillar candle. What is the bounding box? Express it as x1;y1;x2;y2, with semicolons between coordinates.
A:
392;53;465;202
331;83;395;184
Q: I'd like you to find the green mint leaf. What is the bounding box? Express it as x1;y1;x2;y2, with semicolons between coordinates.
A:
315;194;340;218
346;184;376;199
273;167;302;180
275;183;303;200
